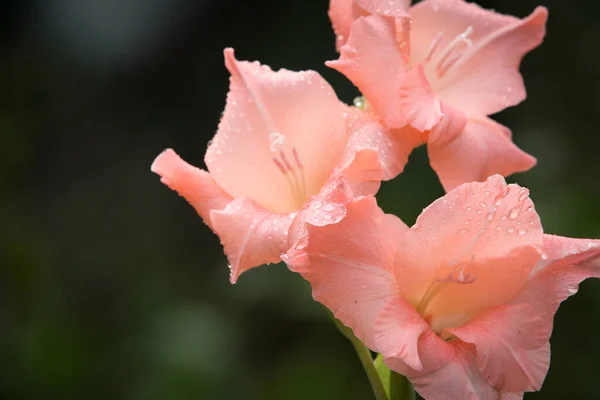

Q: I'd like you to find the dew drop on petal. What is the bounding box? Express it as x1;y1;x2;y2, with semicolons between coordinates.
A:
323;204;336;212
480;202;487;208
518;189;529;202
508;207;520;219
568;285;579;295
541;252;549;260
459;229;468;234
311;201;322;210
486;212;495;221
507;227;515;234
518;228;527;235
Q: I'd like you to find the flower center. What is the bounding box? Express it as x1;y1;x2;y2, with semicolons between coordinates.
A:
422;26;474;84
415;260;478;321
269;131;308;209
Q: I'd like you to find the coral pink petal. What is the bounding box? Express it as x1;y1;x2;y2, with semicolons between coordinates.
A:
206;48;348;213
448;304;550;392
340;107;422;182
151;149;233;231
329;0;361;50
284;197;407;349
515;235;600;336
395;175;543;324
427;101;467;146
210;197;294;284
327;15;408;128
386;334;500;400
399;66;443;132
374;296;430;370
410;0;522;67
428;117;536;192
411;0;548;115
355;0;410;17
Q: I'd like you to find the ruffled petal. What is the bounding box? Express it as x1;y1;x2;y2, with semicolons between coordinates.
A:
284;196;407;349
428;117;536;192
395;175;543;328
355;0;411;18
386;334;500;400
210;198;294;284
339;107;421;183
448;304;550;392
327;15;408;128
374;296;430;370
399;66;443;131
427;101;467;146
151;149;233;231
206;48;348;213
515;235;600;336
410;0;547;115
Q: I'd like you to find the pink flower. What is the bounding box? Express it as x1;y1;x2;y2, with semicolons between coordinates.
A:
327;0;547;191
284;174;600;399
151;48;412;283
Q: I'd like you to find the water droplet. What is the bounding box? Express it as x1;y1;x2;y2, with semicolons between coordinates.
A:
518;228;527;235
518;189;529;202
459;229;468;234
323;204;336;212
466;206;472;211
311;201;322;210
568;285;578;295
507;227;515;234
480;202;487;208
541;252;548;260
496;226;503;231
464;220;470;225
501;215;507;220
508;207;520;220
476;209;483;215
486;212;495;221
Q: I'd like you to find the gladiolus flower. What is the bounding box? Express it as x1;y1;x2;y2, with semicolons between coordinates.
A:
327;0;547;190
285;174;600;399
151;48;413;283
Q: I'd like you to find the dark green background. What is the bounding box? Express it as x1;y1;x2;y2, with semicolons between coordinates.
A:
2;0;599;398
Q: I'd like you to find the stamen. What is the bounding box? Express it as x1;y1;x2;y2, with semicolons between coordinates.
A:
272;157;287;174
271;145;309;208
423;32;444;65
433;26;473;78
415;263;477;316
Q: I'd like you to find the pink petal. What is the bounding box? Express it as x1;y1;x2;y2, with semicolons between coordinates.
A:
210;198;294;284
428;117;536;192
448;304;550;392
374;296;431;370
329;0;362;50
411;0;548;115
515;235;600;336
395;175;543;329
386;334;501;400
399;66;443;132
327;15;408;128
427;101;467;146
151;149;233;231
284;196;407;349
206;48;348;213
355;0;411;18
340;107;422;182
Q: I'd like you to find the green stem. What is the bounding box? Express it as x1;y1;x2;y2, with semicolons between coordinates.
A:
390;371;416;400
332;317;388;400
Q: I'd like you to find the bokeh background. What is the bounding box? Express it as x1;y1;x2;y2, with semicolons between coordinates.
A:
2;0;600;398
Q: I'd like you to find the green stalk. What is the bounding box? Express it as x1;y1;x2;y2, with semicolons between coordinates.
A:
332;317;389;400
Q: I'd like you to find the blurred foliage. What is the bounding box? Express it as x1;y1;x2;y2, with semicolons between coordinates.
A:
1;0;600;398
